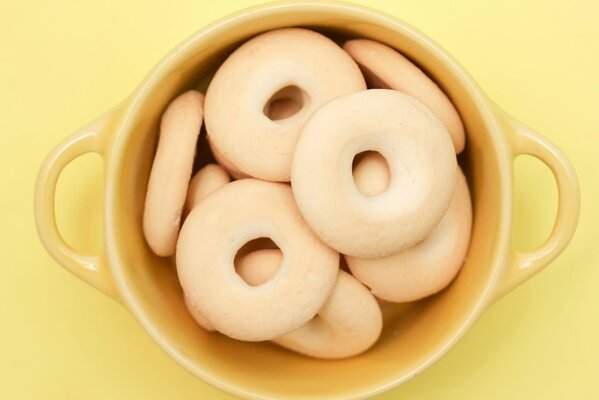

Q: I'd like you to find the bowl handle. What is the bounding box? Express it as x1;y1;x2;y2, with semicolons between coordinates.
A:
35;111;120;301
494;110;580;300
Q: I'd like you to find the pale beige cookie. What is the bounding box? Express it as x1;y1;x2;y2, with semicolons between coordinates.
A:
273;270;382;359
205;28;366;182
143;90;204;256
344;39;465;153
183;163;230;217
292;89;457;258
176;179;339;341
346;168;472;302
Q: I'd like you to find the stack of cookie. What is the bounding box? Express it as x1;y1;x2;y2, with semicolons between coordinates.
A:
142;28;472;359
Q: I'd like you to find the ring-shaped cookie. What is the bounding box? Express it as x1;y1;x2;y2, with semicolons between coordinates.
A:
177;179;339;341
347;168;472;302
143;90;204;256
205;28;366;182
273;270;382;359
292;89;457;258
343;39;465;153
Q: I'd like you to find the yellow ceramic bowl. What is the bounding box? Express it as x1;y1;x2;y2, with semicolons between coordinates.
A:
34;2;580;399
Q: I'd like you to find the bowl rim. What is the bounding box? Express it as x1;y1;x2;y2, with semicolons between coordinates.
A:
104;1;513;399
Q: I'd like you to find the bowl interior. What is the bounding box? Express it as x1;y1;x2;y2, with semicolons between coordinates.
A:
108;3;509;399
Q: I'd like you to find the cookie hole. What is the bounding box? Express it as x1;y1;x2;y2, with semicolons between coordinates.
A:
263;85;308;121
234;238;282;287
352;151;391;196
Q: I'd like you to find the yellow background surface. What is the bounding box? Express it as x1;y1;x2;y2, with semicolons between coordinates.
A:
1;0;598;398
